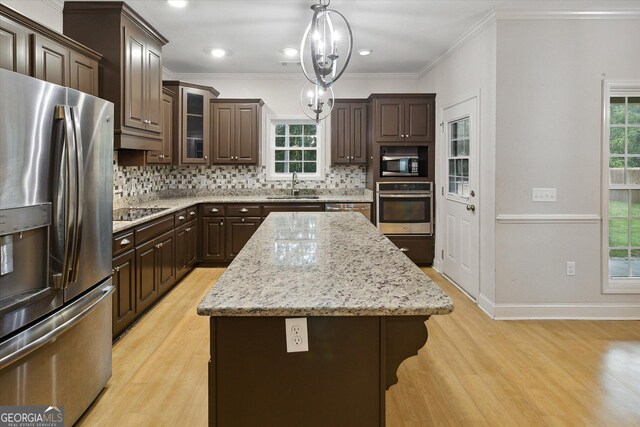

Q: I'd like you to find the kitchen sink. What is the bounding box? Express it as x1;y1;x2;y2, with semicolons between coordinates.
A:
266;195;321;200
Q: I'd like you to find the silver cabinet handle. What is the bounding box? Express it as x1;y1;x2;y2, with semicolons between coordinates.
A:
186;227;191;232
114;266;121;272
220;221;224;226
400;247;410;252
158;154;165;159
178;215;185;220
120;238;130;246
210;208;219;213
241;218;245;222
189;211;196;216
239;208;249;213
204;155;208;160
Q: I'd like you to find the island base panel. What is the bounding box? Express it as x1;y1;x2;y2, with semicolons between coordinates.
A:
208;316;429;427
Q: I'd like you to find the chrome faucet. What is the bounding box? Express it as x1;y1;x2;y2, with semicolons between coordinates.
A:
291;171;300;197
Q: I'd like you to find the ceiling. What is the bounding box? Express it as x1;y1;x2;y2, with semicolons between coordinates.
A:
95;0;640;75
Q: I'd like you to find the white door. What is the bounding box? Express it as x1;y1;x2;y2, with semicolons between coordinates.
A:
441;96;480;299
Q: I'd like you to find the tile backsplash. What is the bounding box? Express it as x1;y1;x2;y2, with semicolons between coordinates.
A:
113;152;366;202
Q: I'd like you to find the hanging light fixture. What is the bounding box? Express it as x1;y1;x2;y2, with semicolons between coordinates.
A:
299;0;352;122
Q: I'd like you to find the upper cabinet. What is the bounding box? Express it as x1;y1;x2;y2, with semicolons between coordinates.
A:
163;81;219;166
211;99;263;165
370;95;435;143
63;1;169;150
331;100;368;165
0;5;101;94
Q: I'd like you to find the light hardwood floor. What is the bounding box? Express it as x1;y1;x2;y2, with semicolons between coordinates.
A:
77;268;640;426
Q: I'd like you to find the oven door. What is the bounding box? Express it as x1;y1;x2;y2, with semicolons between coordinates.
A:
377;193;433;235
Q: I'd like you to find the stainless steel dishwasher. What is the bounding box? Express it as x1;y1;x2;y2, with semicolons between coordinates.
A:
325;203;372;222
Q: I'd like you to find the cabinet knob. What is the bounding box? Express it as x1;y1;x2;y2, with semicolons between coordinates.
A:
240;208;249;213
399;247;410;252
220;221;224;225
114;266;121;272
178;215;185;220
210;208;219;213
241;218;245;222
120;238;130;246
204;155;208;160
189;211;196;216
186;227;191;232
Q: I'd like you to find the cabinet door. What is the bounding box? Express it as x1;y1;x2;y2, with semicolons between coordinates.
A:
375;98;404;141
112;249;135;337
350;103;367;164
212;103;234;163
331;103;350;164
226;217;260;260
405;98;433;142
235;104;258;163
123;24;146;131
157;230;176;296
147;90;173;164
31;34;70;87
182;89;210;164
202;217;225;262
136;239;158;313
186;222;198;268
69;51;98;95
145;41;163;134
0;16;28;74
175;225;188;279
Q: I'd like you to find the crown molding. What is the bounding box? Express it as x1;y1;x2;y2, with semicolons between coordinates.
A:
495;9;640;20
163;71;419;81
418;11;496;79
42;0;63;11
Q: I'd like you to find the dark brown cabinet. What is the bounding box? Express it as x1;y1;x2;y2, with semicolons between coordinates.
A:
146;87;174;164
386;235;434;266
64;2;168;150
202;217;225;262
112;249;135;337
0;5;100;95
162;81;219;165
371;95;434;143
331;100;367;164
226;217;261;260
176;219;198;279
212;99;263;164
136;229;175;311
156;230;176;296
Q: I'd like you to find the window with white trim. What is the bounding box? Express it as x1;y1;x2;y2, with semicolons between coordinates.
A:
604;82;640;292
266;119;324;180
447;118;470;198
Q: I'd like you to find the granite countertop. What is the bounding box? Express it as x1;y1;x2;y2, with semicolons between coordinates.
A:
197;212;454;317
113;189;373;233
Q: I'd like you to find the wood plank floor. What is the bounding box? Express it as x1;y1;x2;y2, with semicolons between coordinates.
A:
77;267;640;426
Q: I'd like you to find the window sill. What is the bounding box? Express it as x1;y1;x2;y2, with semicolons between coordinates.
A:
604;279;640;294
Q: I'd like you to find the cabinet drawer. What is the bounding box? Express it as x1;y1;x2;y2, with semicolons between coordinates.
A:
226;205;261;217
202;204;225;217
386;235;434;265
113;231;134;256
186;206;198;222
134;214;174;244
262;204;324;217
174;209;187;227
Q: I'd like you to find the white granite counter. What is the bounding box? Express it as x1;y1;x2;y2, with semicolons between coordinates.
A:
197;212;453;317
113;190;373;233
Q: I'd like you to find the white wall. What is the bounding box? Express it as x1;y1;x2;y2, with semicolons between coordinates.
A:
0;0;62;32
494;17;640;311
417;21;498;304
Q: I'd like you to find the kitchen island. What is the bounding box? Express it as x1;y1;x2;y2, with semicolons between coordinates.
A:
197;212;453;427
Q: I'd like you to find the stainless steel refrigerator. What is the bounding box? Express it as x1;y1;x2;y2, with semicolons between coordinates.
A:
0;69;114;426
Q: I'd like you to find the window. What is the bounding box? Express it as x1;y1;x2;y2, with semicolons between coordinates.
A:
266;119;325;180
604;81;640;293
447;118;470;198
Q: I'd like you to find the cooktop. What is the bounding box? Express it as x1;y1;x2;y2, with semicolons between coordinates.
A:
113;207;169;221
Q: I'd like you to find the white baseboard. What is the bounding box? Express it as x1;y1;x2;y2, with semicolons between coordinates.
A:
477;295;640;320
432;258;442;272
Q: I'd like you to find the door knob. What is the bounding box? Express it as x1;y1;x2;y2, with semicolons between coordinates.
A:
466;204;476;212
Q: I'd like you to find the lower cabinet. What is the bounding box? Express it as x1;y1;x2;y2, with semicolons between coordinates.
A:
112;249;136;337
136;229;176;313
226;217;261;260
157;230;177;296
176;219;198;279
386;235;434;266
202;217;225;262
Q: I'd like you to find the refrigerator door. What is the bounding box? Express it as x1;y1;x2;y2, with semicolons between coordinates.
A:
0;69;65;339
64;89;113;302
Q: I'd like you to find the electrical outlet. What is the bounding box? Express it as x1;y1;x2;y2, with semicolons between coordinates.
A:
532;188;557;202
285;318;308;353
566;261;576;276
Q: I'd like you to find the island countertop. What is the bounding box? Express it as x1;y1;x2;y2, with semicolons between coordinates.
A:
197;212;454;317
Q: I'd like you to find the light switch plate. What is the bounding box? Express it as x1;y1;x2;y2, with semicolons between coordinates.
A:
532;188;557;202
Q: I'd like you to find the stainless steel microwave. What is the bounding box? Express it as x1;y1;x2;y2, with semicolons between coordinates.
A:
380;146;425;177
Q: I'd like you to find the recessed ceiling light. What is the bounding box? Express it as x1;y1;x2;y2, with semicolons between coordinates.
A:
282;48;298;57
167;0;187;8
358;49;373;56
211;48;226;58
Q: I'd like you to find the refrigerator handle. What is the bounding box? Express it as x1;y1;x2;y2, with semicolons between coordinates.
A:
69;106;84;284
51;105;78;290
